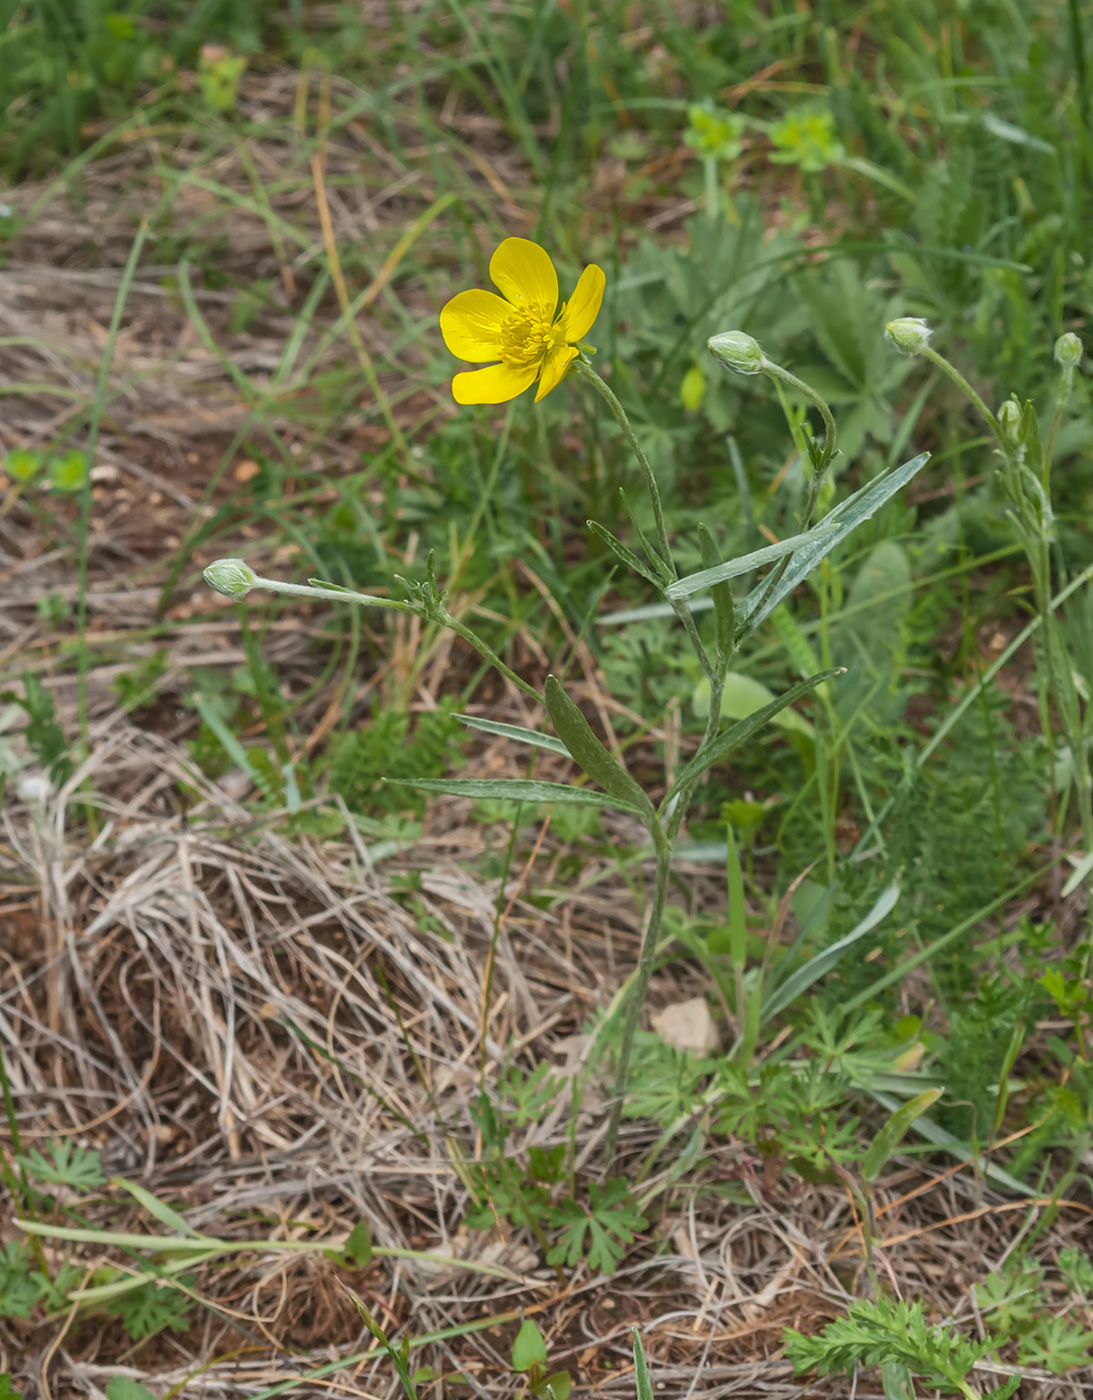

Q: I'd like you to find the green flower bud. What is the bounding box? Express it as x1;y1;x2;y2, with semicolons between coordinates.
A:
997;397;1021;446
708;330;764;375
204;558;258;598
1055;332;1082;370
885;318;932;355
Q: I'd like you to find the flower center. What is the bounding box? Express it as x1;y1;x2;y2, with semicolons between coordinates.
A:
498;302;565;370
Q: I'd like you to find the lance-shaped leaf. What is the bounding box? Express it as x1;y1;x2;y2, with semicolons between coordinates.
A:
696;522;735;666
663;528;824;601
666;452;931;615
454;714;570;757
632;1329;654;1400
760;879;899;1023
665;668;841;801
543;676;656;822
862;1088;943;1182
587;521;664;589
619;487;675;584
383;777;645;815
736;452;931;630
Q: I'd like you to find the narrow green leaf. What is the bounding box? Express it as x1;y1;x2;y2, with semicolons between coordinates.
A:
696;523;735;665
666;669;840;800
664;528;821;600
867;1091;1033;1194
737;452;931;628
760;880;899;1023
587;521;663;589
543;676;655;820
111;1179;206;1239
666;453;931;613
383;777;644;815
619;487;674;583
632;1330;654;1400
454;714;570;757
862;1088;944;1182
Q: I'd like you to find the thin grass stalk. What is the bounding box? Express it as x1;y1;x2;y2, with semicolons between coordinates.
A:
76;217;152;772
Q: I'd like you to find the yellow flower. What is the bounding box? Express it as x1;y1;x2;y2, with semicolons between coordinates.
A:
440;238;605;405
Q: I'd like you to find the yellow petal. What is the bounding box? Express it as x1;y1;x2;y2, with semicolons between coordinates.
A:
452;361;538;405
534;345;578;402
490;237;558;311
440;288;512;362
562;263;605;342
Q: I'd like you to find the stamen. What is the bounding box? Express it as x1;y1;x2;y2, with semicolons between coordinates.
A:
498;302;565;370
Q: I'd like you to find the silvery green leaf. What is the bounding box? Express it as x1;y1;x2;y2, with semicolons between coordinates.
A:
454;714;570;757
383;777;644;814
665;528;822;601
761;880;900;1022
737;453;931;630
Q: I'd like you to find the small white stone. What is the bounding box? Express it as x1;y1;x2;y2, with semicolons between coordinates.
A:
650;997;720;1055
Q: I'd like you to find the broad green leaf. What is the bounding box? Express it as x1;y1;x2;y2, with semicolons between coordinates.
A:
760;880;900;1023
862;1088;944;1182
544;676;655;820
538;1372;572;1400
693;672;814;738
383;777;644;815
329;1220;373;1269
106;1381;157;1400
669;669;840;800
454;714;570;757
881;1361;915;1400
512;1318;548;1372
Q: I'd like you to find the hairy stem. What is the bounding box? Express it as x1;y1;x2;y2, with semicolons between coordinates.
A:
604;827;674;1162
574;359;675;576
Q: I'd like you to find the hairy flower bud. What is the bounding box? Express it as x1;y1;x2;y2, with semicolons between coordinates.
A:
1055;332;1083;370
997;398;1022;446
708;330;764;375
204;558;258;598
885;318;932;355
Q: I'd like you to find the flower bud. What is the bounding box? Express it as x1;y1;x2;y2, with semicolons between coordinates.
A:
1055;332;1082;370
708;330;764;375
204;558;258;598
885;317;932;355
997;398;1022;446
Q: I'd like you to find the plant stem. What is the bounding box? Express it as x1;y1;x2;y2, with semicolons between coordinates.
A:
604;664;726;1161
924;340;1093;971
574;359;675;577
439;612;544;704
762;361;839;473
917;344;1001;438
575;358;718;681
604;826;674;1161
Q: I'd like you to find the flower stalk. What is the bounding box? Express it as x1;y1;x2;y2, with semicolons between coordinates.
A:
890;322;1093;968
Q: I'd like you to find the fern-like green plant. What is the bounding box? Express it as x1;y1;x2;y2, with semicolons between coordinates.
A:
784;1297;1019;1400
